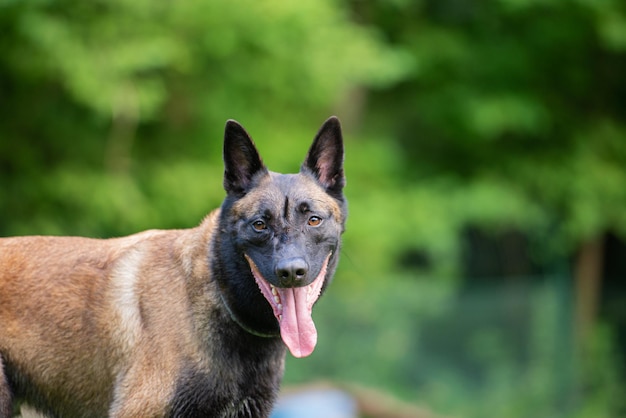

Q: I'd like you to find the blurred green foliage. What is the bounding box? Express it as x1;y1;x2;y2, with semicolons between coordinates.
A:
1;0;626;416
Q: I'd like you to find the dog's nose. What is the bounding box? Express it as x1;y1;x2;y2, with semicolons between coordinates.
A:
275;257;308;287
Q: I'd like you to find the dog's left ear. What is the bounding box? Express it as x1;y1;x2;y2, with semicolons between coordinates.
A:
301;116;345;198
223;120;268;196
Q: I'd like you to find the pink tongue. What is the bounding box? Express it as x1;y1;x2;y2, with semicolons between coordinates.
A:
279;287;317;358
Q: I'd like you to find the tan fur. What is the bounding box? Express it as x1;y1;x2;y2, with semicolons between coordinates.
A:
0;211;221;417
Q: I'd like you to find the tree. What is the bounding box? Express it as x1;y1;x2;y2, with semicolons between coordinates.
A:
0;0;406;236
348;0;626;340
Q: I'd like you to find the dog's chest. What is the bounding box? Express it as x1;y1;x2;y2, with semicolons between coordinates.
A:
167;332;286;418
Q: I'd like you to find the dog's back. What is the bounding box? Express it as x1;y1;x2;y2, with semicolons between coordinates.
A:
0;219;209;416
1;234;122;416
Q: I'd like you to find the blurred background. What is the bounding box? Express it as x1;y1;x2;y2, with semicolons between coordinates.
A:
1;0;625;417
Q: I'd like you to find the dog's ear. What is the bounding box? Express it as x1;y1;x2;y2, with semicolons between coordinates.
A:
301;116;345;198
223;120;268;195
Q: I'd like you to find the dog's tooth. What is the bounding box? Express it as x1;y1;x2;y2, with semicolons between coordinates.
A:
271;287;278;296
273;295;280;304
278;314;283;321
277;303;283;311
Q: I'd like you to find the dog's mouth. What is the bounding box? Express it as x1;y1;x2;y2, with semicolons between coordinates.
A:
244;253;330;358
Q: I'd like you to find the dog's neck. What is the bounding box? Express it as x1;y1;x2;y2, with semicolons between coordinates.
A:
217;291;279;338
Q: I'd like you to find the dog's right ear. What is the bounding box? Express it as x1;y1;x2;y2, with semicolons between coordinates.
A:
223;120;268;196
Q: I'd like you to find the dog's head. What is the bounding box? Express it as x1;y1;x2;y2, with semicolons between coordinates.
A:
216;117;346;358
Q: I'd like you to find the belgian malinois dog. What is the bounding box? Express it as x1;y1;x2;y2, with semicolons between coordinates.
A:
0;117;346;417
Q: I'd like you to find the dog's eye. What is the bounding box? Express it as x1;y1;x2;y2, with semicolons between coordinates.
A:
307;216;322;227
252;220;267;231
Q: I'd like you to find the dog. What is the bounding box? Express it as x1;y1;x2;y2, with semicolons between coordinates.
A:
0;116;347;417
